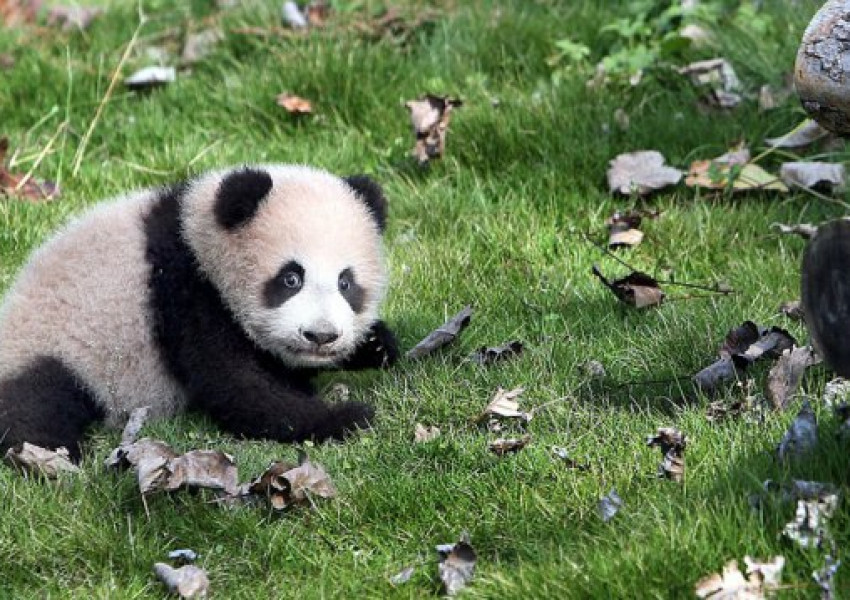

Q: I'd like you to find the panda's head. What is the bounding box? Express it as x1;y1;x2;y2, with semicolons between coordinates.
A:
181;165;388;368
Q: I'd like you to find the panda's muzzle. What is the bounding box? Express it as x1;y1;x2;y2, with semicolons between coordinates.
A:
301;328;340;347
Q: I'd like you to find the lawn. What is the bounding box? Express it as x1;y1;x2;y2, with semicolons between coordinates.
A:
1;0;849;597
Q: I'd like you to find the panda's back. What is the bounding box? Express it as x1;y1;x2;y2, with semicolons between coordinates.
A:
0;190;185;427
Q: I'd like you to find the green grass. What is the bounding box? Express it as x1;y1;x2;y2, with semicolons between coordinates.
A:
1;0;849;597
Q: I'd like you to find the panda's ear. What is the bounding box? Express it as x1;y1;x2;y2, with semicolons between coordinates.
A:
344;175;387;232
215;167;274;230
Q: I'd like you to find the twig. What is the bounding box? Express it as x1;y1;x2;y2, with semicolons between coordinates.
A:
14;120;67;193
72;10;146;177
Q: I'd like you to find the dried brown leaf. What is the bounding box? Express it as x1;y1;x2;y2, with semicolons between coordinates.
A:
405;94;462;163
679;58;741;92
305;1;330;26
248;458;336;510
414;423;441;443
4;442;79;478
276;92;312;114
780;162;846;190
592;266;664;308
606;150;682;195
165;450;240;496
488;434;531;456
695;557;783;599
765;346;820;410
469;341;524;365
475;387;528;424
437;534;477;596
765;119;829;148
685;160;788;192
406;305;473;359
606;209;645;248
0;0;42;26
153;563;209;598
646;427;686;483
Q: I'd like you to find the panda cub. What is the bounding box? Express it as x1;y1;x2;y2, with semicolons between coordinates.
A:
0;165;399;460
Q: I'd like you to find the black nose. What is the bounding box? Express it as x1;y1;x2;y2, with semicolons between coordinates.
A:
302;329;340;346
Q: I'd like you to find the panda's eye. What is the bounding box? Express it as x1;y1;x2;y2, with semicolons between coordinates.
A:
283;271;302;288
338;272;351;292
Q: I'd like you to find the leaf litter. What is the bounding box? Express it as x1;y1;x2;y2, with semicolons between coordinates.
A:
694;556;784;599
606;150;682;195
591;266;665;309
3;442;80;478
406;305;473;359
405;94;462;164
779;162;846;191
469;340;524;365
488;435;531;456
646;427;686;483
414;423;441;443
276;92;313;115
475;386;530;425
765;119;830;148
606;209;646;248
154;562;209;598
776;401;817;461
436;533;477;596
765;346;820;410
598;488;623;522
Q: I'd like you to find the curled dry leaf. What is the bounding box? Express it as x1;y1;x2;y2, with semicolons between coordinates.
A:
679;58;741;91
276;93;313;115
405;95;462;164
248;458;336;511
125;66;176;91
783;495;839;549
591;266;664;309
414;423;441;443
765;346;820;410
780;162;846;191
153;563;210;598
762;479;839;505
606;210;644;248
685;160;788;193
606;150;682;195
4;442;79;478
488;435;531;456
744;555;785;588
181;28;224;65
120;406;152;445
765;119;829;148
436;533;477;596
776;402;817;461
695;557;782;599
469;341;524;365
406;305;473;359
778;300;804;321
165;450;240;496
598;488;623;522
47;6;103;31
475;386;529;424
646;427;686;483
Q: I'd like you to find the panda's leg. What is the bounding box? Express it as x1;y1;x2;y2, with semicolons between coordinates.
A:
186;358;374;442
0;356;104;461
339;320;400;370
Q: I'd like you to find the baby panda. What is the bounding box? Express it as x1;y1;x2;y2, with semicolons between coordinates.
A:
0;165;399;460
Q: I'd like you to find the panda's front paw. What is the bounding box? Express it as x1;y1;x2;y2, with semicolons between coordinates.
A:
344;321;399;370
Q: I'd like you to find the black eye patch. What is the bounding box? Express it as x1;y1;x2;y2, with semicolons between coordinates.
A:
338;268;365;313
264;260;304;308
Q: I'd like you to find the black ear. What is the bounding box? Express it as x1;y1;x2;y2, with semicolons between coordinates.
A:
345;175;387;232
215;167;274;230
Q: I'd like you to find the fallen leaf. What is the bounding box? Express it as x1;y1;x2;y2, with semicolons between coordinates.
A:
0;0;42;26
720;321;763;358
778;300;804;321
125;66;176;90
276;92;312;115
705;398;746;423
822;378;850;409
762;479;839;504
738;327;796;364
305;1;330;27
694;357;739;394
47;5;102;31
405;95;462;164
488;435;531;456
744;555;784;587
646;427;686;483
813;555;841;600
414;423;441;443
475;386;529;424
772;222;818;239
598;488;623;522
469;341;524;365
606;150;682;195
776;402;817;461
406;305;473;359
783;495;838;549
802;219;850;377
551;447;589;471
165;450;240;496
679;58;741;91
4;442;79;478
389;566;415;586
436;533;476;596
180;28;223;65
592;266;665;308
713;142;751;166
765;119;829;148
606;210;644;248
765;346;820;410
248;458;336;510
168;549;199;565
695;557;782;599
361;6;439;46
758;83;791;111
685;160;788;193
780;162;846;191
153;563;209;598
120;406;151;445
281;0;307;28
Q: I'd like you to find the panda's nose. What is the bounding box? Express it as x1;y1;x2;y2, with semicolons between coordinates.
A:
302;329;340;346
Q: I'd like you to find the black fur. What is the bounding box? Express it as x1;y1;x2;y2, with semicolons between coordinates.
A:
342;321;400;369
344;175;387;232
214;167;274;230
0;356;104;461
339;268;365;313
146;185;379;443
263;260;304;308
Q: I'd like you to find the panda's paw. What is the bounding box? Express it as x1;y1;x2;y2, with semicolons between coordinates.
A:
322;401;375;440
344;321;399;370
